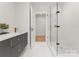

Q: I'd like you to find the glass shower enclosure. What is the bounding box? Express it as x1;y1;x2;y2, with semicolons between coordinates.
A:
30;2;79;56
50;2;79;56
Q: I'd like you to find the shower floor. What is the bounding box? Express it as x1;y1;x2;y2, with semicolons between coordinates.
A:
50;42;79;57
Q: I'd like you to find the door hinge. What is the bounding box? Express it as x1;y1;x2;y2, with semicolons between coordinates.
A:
56;26;60;27
54;25;60;28
56;43;60;45
56;11;60;13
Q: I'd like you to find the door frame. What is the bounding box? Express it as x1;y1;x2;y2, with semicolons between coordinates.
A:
29;4;50;48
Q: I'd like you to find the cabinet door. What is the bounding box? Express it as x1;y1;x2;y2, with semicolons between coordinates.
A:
0;40;11;57
10;35;23;48
11;43;24;57
10;37;18;48
11;45;19;57
0;46;11;57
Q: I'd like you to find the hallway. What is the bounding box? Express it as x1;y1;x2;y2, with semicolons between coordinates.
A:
21;42;53;57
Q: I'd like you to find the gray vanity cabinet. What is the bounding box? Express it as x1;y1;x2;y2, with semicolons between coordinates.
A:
0;33;28;57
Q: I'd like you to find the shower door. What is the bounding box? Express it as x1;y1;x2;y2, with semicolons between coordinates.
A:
58;2;79;56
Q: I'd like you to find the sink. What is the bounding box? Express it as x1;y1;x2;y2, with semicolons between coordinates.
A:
0;32;9;35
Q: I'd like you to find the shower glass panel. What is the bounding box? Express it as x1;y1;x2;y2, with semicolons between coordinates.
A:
50;2;58;56
58;2;79;56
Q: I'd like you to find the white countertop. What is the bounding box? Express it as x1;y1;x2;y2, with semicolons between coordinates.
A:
0;32;27;41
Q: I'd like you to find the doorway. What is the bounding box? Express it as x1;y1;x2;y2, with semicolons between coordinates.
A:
30;2;51;47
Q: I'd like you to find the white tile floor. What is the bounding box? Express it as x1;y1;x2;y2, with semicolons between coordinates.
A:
21;42;53;57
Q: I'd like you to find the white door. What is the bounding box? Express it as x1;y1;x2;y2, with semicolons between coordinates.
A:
58;2;79;56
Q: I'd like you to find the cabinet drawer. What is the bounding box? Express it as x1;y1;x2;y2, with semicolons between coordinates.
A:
0;39;10;47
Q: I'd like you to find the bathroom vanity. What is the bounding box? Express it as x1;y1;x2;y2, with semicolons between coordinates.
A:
0;32;28;57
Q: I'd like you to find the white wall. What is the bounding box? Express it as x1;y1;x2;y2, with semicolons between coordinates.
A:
0;2;30;33
0;2;16;32
0;2;30;47
15;2;30;33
